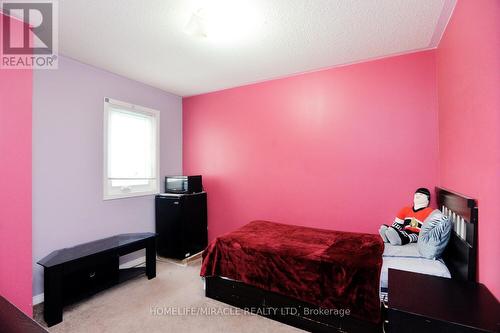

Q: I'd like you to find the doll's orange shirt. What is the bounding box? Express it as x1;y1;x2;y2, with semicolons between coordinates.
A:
395;206;433;233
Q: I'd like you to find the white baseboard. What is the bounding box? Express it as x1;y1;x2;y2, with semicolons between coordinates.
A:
32;256;146;306
120;256;146;269
156;251;203;267
33;293;44;306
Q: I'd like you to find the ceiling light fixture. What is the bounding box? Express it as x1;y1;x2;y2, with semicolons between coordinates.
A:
184;8;208;38
183;0;261;43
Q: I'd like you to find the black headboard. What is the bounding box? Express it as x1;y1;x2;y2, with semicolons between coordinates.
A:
436;187;478;282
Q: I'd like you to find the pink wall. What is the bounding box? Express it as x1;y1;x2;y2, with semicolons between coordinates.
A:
437;0;500;298
184;50;439;240
0;14;33;315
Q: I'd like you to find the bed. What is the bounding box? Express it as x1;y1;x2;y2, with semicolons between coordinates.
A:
379;243;450;302
201;187;478;333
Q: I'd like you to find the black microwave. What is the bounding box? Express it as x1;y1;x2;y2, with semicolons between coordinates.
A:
165;175;203;194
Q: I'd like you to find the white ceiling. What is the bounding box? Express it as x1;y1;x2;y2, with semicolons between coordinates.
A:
57;0;456;96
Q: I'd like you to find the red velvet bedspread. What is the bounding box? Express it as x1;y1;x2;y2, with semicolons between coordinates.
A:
200;220;384;323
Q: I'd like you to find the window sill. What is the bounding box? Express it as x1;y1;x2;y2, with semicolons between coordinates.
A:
103;191;159;201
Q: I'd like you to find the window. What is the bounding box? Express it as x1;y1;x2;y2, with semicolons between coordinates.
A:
103;98;160;200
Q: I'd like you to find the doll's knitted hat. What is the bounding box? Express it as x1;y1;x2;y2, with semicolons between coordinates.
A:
415;188;431;202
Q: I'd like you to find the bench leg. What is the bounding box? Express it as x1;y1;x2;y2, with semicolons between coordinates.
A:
146;238;156;279
44;266;63;326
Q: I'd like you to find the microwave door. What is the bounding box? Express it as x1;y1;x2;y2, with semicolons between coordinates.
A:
167;178;184;192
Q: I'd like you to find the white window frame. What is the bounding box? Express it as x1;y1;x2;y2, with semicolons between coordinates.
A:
103;98;160;200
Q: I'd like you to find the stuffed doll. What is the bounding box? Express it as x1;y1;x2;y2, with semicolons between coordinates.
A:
379;188;433;245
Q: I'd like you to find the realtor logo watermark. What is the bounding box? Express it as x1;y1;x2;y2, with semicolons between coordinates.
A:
1;0;58;69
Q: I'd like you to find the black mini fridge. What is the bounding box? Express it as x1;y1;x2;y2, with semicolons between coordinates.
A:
155;192;208;260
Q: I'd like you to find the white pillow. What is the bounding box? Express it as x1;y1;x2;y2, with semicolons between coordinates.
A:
417;209;452;259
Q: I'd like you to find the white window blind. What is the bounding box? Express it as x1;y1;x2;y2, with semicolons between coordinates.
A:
103;98;160;200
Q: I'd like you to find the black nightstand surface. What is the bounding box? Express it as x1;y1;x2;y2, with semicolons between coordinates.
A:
0;296;48;333
388;269;499;333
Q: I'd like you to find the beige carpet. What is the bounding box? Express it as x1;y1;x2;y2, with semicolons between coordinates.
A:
35;260;303;333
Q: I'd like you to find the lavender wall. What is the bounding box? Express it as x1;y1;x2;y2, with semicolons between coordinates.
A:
32;56;182;297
